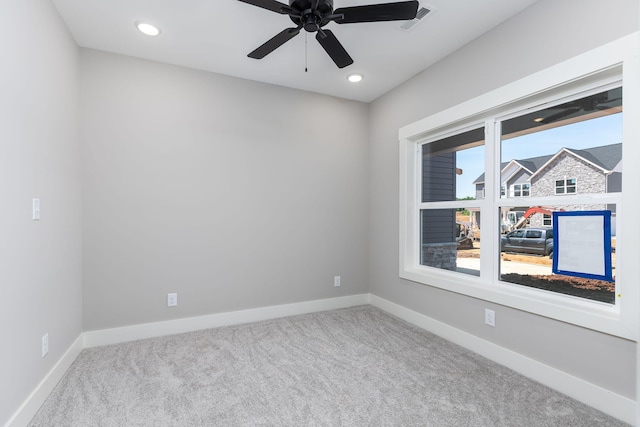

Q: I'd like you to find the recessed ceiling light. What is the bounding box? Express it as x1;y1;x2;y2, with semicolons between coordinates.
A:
347;73;364;83
136;22;160;36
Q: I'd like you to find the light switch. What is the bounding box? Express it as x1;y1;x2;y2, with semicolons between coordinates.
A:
32;198;41;220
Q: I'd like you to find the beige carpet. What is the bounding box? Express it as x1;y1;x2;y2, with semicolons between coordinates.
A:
29;305;627;426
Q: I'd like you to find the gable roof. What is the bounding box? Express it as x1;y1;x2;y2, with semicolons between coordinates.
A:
516;154;555;172
569;144;622;170
528;143;622;180
472;143;621;184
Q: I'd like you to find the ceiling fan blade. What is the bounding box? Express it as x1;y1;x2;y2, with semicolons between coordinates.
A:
315;30;353;68
595;96;622;109
237;0;293;15
333;1;419;24
539;107;581;124
248;27;301;59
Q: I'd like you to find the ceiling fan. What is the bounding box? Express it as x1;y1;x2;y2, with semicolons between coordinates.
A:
536;89;622;124
238;0;419;68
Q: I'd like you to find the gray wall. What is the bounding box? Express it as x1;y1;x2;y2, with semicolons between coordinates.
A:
0;1;82;424
369;0;638;399
3;0;639;424
80;50;370;331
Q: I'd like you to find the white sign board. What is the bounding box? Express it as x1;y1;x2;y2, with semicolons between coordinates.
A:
552;211;613;282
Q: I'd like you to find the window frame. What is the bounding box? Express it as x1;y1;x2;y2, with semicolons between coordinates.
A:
399;33;639;339
511;183;530;197
555;178;577;195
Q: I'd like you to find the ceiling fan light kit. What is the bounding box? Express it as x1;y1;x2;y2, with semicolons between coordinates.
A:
238;0;419;68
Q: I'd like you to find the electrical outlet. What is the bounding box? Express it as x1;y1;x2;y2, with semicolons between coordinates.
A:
42;333;48;358
484;309;496;327
334;276;341;287
167;293;178;307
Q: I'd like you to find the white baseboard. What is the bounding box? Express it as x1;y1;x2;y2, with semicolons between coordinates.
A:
84;293;370;348
369;294;636;426
5;335;83;427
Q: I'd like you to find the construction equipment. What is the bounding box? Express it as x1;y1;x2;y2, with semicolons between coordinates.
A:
508;206;564;231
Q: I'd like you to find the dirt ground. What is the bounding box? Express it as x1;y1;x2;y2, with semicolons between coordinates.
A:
457;242;616;304
500;273;615;303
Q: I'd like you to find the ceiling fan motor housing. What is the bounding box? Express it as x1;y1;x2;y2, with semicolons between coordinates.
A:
289;0;334;32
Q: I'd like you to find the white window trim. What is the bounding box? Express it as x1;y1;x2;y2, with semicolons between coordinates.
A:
555;178;577;195
511;183;530;197
399;32;640;340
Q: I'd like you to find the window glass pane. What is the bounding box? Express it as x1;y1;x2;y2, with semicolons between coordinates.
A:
422;127;485;203
499;204;616;304
511;230;524;238
501;87;622;199
420;208;480;276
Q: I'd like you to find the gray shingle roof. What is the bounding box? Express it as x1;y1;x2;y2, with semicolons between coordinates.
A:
472;143;621;184
568;143;622;170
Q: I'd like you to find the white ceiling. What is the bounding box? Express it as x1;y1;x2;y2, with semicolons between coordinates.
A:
51;0;540;102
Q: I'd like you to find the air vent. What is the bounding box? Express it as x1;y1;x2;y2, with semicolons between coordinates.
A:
398;4;435;32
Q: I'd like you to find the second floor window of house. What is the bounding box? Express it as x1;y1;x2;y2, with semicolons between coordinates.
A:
511;183;530;197
555;178;577;195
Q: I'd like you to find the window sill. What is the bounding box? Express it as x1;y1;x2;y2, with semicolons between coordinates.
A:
400;266;633;340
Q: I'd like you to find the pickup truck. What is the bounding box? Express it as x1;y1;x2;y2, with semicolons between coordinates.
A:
500;228;554;256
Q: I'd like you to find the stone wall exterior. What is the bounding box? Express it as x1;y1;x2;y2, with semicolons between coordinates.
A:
421;242;458;271
524;153;608;228
530;153;605;197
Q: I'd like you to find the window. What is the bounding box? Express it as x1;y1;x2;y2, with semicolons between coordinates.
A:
555;178;576;194
419;127;484;277
511;183;530;197
497;86;622;302
399;34;639;339
525;230;542;239
509;229;525;238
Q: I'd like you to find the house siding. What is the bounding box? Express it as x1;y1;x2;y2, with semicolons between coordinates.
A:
421;153;457;270
607;171;622;193
421;152;457;243
422;152;456;203
508;168;531;185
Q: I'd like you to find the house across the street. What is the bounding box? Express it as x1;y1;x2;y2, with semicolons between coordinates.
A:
471;142;622;233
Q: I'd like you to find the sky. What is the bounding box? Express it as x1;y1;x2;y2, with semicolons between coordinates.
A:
455;113;623;199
